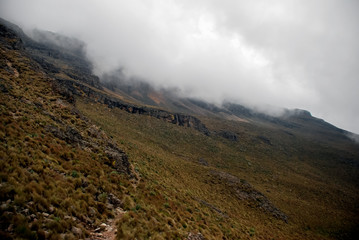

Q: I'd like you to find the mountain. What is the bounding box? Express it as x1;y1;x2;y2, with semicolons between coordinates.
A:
1;19;359;240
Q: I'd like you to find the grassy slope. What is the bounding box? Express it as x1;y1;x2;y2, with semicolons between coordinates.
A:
77;97;359;240
0;29;134;239
1;21;358;239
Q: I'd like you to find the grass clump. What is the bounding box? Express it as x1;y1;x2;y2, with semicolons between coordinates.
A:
71;170;79;178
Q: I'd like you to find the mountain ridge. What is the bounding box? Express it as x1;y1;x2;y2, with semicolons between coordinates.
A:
2;18;353;140
1;19;359;239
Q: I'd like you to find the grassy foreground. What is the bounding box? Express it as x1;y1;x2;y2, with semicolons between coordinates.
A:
77;97;359;239
0;29;133;239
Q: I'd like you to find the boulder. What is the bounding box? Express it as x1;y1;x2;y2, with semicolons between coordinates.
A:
187;232;206;240
100;223;107;230
71;226;82;236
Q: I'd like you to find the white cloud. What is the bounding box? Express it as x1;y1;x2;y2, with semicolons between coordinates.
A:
1;0;358;133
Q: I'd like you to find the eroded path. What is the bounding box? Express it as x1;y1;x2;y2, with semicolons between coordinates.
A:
88;208;126;240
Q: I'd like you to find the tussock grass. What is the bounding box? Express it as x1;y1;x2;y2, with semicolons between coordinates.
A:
77;97;359;239
0;43;131;239
1;27;358;239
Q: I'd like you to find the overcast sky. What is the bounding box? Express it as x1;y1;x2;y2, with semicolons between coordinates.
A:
1;0;359;133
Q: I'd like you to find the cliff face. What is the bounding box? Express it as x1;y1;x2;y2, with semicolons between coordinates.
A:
54;78;210;136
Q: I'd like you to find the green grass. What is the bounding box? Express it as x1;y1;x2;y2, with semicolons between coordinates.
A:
76;98;359;239
1;28;358;239
0;41;132;239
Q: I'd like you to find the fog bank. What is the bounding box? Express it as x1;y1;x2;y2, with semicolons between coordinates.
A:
1;0;359;133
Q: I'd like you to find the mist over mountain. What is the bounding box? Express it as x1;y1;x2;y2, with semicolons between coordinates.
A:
1;0;359;134
28;29;87;58
1;17;359;239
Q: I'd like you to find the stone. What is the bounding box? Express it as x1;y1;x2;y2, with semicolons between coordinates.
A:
59;233;67;240
46;125;83;145
105;149;131;175
100;223;107;230
106;203;114;210
23;208;29;215
115;207;126;214
49;206;55;213
42;212;49;217
217;130;238;141
108;193;122;207
82;216;92;224
7;224;13;232
198;158;209;166
0;203;7;210
88;207;96;216
187;232;206;240
71;226;82;236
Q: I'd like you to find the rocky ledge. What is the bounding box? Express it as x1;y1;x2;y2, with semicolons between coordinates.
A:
208;171;288;222
54;78;210;136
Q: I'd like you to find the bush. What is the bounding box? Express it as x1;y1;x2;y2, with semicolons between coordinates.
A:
71;170;79;178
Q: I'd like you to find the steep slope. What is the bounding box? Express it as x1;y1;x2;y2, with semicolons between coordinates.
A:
76;98;359;239
1;19;359;240
99;68;358;149
0;22;133;239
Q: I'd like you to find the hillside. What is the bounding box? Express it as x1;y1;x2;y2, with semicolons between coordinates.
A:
1;19;359;240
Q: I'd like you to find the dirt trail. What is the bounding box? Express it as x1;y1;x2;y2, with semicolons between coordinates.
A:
88;208;126;240
88;166;139;239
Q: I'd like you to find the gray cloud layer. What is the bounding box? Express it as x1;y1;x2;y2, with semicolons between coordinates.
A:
1;0;358;133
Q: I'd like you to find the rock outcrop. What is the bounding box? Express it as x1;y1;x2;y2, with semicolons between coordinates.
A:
209;171;288;222
216;130;238;141
46;122;132;176
54;78;210;136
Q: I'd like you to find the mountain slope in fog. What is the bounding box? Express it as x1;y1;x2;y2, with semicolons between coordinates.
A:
1;19;359;239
